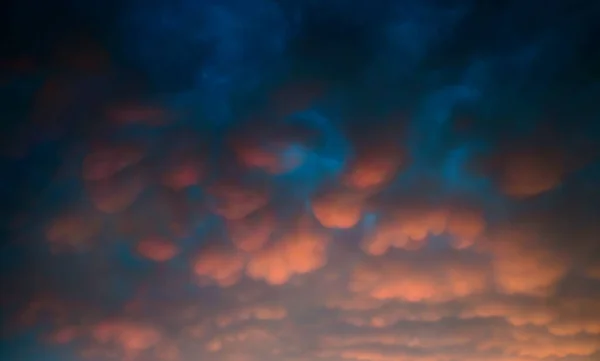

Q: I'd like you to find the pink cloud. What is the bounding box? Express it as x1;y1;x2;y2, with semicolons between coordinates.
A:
311;190;365;229
246;225;329;285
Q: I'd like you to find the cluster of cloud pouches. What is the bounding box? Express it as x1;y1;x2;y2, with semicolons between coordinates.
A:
2;1;600;361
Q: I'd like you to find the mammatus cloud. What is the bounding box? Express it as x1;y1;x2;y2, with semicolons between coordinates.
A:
487;144;568;198
245;220;329;285
311;189;367;229
486;227;569;296
136;236;180;262
348;253;489;303
361;203;486;255
2;1;600;361
193;247;246;287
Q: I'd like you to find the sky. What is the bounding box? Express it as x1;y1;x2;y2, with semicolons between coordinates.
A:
1;1;600;361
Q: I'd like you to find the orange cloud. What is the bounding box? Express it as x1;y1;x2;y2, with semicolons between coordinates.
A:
205;327;279;353
311;190;365;229
492;146;566;198
363;203;485;255
246;225;329;285
91;320;162;357
320;349;445;361
349;255;488;303
487;228;568;296
361;207;445;256
321;330;471;349
342;141;405;190
547;319;600;336
207;180;270;220
227;211;275;252
460;298;557;326
338;303;456;328
505;328;600;358
135;236;179;262
193;248;246;287
82;144;145;181
325;294;387;311
445;207;486;249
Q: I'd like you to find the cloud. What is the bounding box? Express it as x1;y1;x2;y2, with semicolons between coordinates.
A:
160;154;205;191
502;328;600;358
135;236;180;262
348;253;488;303
206;180;270;220
45;325;82;344
91;320;162;354
193;247;246;287
226;210;275;252
311;189;366;229
246;223;329;285
547;319;600;336
86;170;146;214
585;263;600;280
227;115;320;176
45;211;103;252
362;203;485;255
4;1;600;361
206;326;280;354
82;144;145;181
460;297;556;326
493;146;567;198
342;137;406;191
214;304;287;328
325;294;387;312
486;227;568;296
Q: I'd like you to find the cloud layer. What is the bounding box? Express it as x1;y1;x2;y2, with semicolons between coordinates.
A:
2;1;600;361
